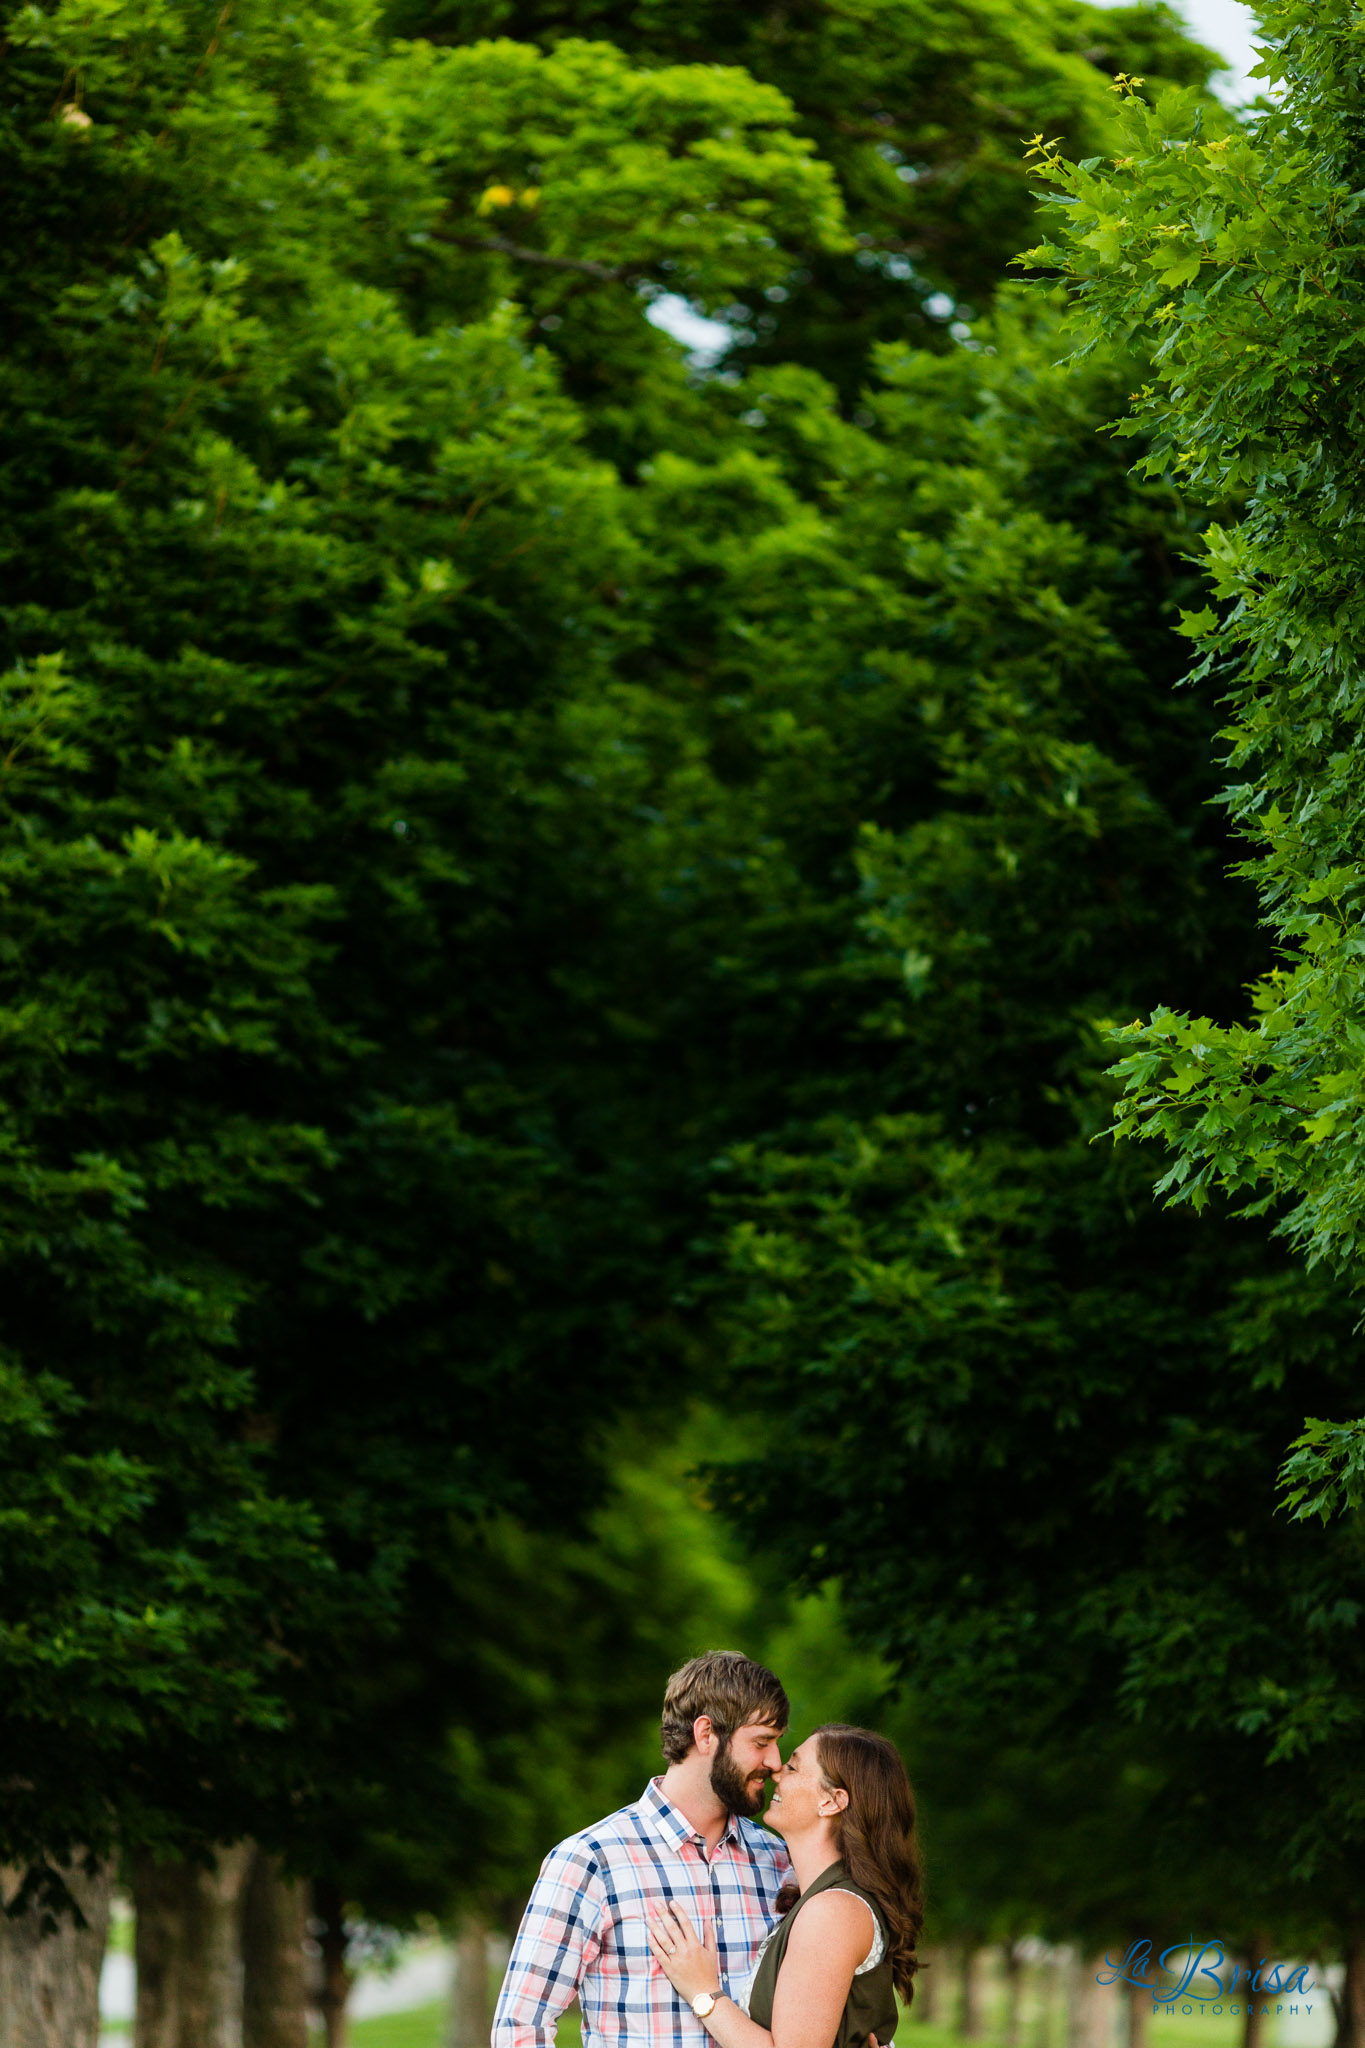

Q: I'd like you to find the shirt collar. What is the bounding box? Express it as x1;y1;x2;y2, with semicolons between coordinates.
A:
639;1776;742;1853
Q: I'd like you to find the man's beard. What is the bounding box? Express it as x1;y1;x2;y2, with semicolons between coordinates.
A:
710;1739;768;1819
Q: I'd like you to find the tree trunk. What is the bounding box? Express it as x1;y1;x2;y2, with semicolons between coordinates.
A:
1037;1953;1064;2048
1241;1936;1271;2048
913;1944;940;2024
133;1843;252;2048
1068;1951;1116;2048
959;1946;985;2040
1035;1949;1055;2048
241;1851;308;2048
312;1882;353;2048
448;1919;490;2048
0;1857;112;2048
1125;1979;1149;2048
1334;1937;1365;2048
1004;1945;1024;2048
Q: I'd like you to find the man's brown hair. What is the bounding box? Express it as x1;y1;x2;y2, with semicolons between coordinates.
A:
660;1650;789;1763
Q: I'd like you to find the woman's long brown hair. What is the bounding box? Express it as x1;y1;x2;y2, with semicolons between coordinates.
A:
812;1723;926;2004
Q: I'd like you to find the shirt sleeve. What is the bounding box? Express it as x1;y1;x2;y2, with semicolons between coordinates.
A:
492;1841;607;2048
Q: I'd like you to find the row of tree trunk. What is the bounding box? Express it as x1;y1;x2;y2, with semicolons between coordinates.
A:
0;1856;500;2048
0;1849;337;2048
936;1943;1126;2048
930;1941;1365;2048
10;1885;1358;2048
132;1846;313;2048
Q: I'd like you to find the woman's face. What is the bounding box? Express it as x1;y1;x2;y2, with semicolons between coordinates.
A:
765;1736;830;1839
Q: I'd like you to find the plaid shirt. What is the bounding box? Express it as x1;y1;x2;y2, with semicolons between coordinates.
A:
493;1778;792;2048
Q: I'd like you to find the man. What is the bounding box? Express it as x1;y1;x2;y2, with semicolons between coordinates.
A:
492;1651;793;2048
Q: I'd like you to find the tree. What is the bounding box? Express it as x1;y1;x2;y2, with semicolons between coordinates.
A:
632;303;1365;1929
386;0;1229;402
0;0;842;1876
0;649;338;1863
1018;8;1365;1511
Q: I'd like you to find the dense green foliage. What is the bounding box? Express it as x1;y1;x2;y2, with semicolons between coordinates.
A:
388;0;1227;401
297;1431;773;1926
0;648;336;1861
658;6;1365;1946
684;314;1365;1903
1022;3;1365;1519
0;0;848;1867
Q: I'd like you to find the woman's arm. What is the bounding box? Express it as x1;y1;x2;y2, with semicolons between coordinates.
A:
647;1894;871;2048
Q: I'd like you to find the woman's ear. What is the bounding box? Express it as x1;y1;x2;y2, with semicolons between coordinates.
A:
819;1787;850;1817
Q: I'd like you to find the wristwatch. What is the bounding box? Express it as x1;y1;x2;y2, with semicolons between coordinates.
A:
691;1993;719;2019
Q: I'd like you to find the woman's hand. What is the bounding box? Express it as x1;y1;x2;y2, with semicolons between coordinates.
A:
646;1901;721;2005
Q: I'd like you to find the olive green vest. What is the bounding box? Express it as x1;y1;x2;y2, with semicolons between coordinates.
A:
746;1859;898;2048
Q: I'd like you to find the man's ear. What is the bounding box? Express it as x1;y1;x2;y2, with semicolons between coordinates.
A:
691;1714;718;1756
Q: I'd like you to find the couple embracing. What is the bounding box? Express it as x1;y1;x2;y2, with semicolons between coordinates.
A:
493;1650;924;2048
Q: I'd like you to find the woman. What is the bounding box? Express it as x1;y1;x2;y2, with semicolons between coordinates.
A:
647;1724;924;2048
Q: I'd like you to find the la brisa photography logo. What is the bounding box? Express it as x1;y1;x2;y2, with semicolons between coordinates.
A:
1098;1941;1317;2020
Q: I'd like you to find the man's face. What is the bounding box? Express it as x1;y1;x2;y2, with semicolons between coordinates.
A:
710;1716;785;1818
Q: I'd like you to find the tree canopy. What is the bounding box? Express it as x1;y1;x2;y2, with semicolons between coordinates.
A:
0;0;844;1869
1021;1;1365;1519
684;302;1365;1911
387;0;1229;401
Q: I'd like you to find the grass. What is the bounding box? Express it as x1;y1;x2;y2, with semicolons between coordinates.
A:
346;2002;448;2047
904;2022;1248;2048
903;1982;1294;2048
1146;2021;1258;2048
111;1953;1312;2048
302;1995;584;2048
904;2017;1267;2048
317;2004;1274;2048
896;1944;1303;2048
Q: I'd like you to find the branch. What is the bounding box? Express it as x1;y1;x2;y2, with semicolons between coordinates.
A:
430;230;636;284
851;226;949;255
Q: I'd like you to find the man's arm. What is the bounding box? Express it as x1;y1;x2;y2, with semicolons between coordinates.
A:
492;1843;606;2048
